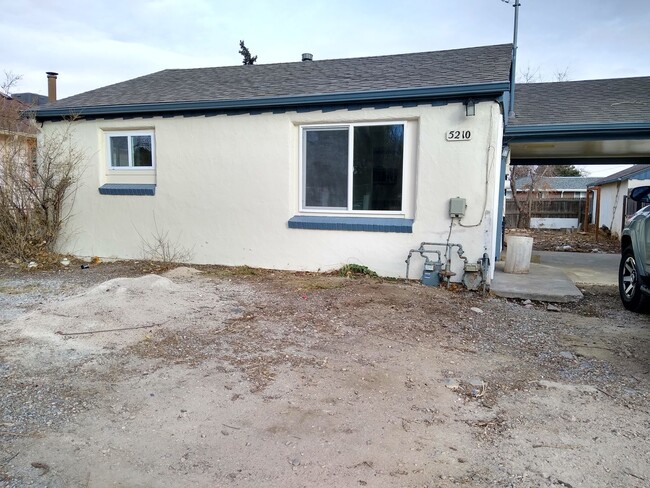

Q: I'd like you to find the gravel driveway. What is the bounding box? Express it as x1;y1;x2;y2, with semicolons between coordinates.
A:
0;263;648;487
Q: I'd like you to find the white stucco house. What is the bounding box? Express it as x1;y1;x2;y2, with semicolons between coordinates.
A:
33;45;515;282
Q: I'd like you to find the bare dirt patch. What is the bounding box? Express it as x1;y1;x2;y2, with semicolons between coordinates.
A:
1;263;648;487
507;228;620;254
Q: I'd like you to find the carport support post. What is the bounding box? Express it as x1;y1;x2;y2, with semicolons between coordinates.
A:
583;188;591;232
594;186;601;242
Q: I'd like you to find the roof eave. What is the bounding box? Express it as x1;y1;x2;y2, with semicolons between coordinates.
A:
33;81;510;120
505;122;650;143
591;166;650;187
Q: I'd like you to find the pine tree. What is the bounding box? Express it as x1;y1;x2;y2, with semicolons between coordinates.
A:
238;41;258;65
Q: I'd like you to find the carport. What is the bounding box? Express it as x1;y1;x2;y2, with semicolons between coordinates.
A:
498;77;650;254
489;76;650;301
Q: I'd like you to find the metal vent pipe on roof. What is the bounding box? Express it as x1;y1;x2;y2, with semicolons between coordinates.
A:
46;71;58;102
302;53;313;62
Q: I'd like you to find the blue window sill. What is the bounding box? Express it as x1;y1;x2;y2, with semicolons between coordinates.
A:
98;184;156;196
288;215;413;233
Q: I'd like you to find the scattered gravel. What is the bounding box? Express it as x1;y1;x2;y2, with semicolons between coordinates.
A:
0;262;648;487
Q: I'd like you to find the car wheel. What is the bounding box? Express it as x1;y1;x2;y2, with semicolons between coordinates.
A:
619;246;649;312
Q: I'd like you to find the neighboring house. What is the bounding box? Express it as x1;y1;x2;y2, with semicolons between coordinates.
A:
504;176;599;229
33;44;513;281
0;93;39;189
0;92;48;156
11;92;49;107
589;164;650;237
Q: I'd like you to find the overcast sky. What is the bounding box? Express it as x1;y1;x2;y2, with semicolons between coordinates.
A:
2;0;647;176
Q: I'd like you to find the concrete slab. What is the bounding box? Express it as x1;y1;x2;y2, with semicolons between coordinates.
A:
535;251;619;286
491;261;584;302
490;251;620;302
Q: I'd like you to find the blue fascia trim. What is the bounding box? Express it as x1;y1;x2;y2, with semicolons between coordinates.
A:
33;81;510;119
505;122;650;142
288;216;413;233
98;184;156;196
511;156;650;166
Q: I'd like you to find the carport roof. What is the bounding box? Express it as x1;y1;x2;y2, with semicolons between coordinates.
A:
34;43;513;120
505;77;650;151
510;77;650;127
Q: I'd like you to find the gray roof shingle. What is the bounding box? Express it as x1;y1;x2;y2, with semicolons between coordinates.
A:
514;176;600;191
511;77;650;126
12;92;49;106
592;164;650;186
39;44;512;112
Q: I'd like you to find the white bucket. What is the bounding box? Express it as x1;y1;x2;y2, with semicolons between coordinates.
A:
504;236;533;274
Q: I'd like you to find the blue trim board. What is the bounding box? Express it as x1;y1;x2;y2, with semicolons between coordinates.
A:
98;184;156;196
33;81;510;120
511;157;650;166
505;122;650;143
288;216;413;233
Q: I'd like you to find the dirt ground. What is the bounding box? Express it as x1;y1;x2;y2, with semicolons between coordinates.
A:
506;229;621;254
0;262;648;488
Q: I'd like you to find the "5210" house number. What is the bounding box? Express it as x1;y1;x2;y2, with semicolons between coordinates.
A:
446;130;472;141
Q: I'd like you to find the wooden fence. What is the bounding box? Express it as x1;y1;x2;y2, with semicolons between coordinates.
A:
505;198;586;228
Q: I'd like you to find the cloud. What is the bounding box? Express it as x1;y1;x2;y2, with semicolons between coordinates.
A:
1;0;648;97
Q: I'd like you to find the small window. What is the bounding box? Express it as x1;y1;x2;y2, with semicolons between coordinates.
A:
107;131;154;168
302;123;404;212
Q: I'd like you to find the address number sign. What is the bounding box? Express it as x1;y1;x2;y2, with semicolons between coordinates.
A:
446;130;472;141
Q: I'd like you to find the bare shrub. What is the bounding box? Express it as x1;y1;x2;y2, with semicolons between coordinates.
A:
138;217;193;264
0;103;84;261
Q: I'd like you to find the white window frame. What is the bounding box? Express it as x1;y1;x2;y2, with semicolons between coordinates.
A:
299;121;407;215
106;130;156;170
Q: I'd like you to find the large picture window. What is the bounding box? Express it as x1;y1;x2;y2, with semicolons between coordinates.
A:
302;123;404;212
107;131;155;168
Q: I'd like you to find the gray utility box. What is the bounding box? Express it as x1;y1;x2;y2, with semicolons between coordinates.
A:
449;197;466;218
422;261;442;286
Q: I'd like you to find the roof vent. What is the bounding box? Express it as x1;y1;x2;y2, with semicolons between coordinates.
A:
301;53;313;62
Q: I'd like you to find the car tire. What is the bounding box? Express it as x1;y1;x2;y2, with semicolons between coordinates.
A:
619;246;649;313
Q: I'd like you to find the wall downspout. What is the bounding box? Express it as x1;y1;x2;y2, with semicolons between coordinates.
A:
496;145;509;261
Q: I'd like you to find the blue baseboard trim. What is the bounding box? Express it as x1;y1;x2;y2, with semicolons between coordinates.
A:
288;215;413;233
99;184;156;196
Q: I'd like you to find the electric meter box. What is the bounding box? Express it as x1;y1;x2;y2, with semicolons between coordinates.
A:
449;197;467;218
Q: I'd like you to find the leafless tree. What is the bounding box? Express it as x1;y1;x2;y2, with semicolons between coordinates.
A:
509;165;555;228
509;65;573;227
0;72;85;262
553;67;570;82
517;64;542;83
0;70;21;96
517;65;571;83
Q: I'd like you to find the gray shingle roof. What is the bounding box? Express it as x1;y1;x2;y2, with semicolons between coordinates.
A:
592;164;650;186
12;92;49;106
514;176;600;191
511;77;650;126
39;44;512;112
